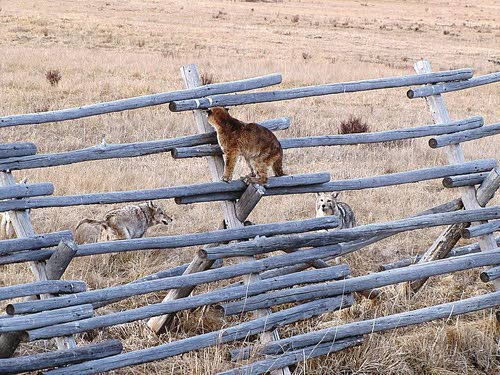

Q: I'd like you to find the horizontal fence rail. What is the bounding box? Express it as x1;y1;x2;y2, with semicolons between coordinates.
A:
7;247;345;315
0;117;289;171
462;220;500;239
380;235;500;271
0;142;37;159
0;231;73;256
3;216;337;266
172;116;484;159
0;182;54;200
0;280;86;301
429;122;500;148
169;69;473;111
177;159;497;204
222;337;364;375
43;295;353;375
201;207;500;259
480;266;500;282
442;172;488;188
0;339;122;374
0;73;282;127
0;172;329;212
255;291;500;356
76;215;338;257
0;304;93;333
24;267;350;340
407;71;500;98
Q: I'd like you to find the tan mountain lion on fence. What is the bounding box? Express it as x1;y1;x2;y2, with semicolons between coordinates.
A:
207;107;285;184
74;201;173;244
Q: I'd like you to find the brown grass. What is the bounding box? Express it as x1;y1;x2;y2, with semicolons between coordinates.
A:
0;0;499;374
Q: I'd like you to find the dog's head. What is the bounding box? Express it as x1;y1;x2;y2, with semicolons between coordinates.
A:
315;192;339;216
147;201;173;225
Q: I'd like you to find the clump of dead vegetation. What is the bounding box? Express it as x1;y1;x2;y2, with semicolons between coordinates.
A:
339;115;370;134
45;69;61;86
200;72;215;85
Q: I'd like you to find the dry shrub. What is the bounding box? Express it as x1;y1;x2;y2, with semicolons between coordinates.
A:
291;15;300;23
339;115;370;134
45;69;61;86
200;72;215;85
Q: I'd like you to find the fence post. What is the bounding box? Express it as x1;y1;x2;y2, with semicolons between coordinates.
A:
0;172;77;357
145;65;291;374
409;60;500;292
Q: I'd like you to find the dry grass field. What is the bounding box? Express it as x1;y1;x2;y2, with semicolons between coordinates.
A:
1;0;500;373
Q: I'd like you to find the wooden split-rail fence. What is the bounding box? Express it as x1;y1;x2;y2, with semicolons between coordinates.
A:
0;60;499;374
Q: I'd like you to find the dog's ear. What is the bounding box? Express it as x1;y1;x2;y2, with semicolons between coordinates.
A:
147;201;156;209
224;107;229;112
332;192;340;199
315;192;321;197
206;109;212;115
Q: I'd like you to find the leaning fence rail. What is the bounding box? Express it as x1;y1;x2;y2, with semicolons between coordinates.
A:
168;68;473;111
0;73;282;127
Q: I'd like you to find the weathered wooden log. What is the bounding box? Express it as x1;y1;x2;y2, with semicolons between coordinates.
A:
0;249;54;266
0;339;122;373
462;220;500;239
408;222;469;292
379;256;420;271
219;271;349;315
442;172;487;188
0;183;53;200
410;60;500;293
133;259;224;284
43;295;353;375
235;184;266;222
76;216;337;257
217;250;500;329
222;263;312;290
219;336;364;375
429;122;500;148
0;304;93;333
0;280;86;301
177;159;497;204
8;246;344;315
24;267;350;340
381;235;500;271
0;172;330;212
0;117;289;171
45;239;78;280
477;167;500;207
0;231;72;256
480;266;500;282
0;172;76;354
0;142;37;159
0;73;282;127
202;207;500;260
93;259;225;310
407;72;500;99
252;291;500;357
172;116;484;159
168;68;473;111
